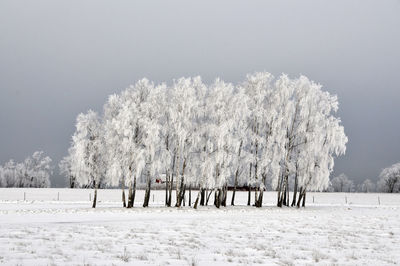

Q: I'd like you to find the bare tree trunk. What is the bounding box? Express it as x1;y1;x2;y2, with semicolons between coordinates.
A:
168;153;176;207
277;173;283;207
302;191;306;207
143;170;151;207
247;186;251;206
121;174;126;208
206;189;213;206
254;187;258;206
182;185;186;207
231;140;242;206
221;185;225;207
278;169;289;207
175;175;180;206
286;177;290;206
131;174;137;207
231;169;238;206
69;175;76;188
257;174;267;207
291;171;298;207
194;190;201;209
254;135;259;207
200;188;205;206
248;162;252;206
256;188;263;207
278;184;284;207
127;180;133;208
176;158;186;207
168;172;173;206
282;185;287;206
231;188;236;206
254;166;258;206
215;189;221;208
165;136;171;207
165;171;169;206
92;181;98;208
175;152;181;207
189;185;192;207
205;188;208;205
122;185;126;208
297;187;303;208
221;184;227;207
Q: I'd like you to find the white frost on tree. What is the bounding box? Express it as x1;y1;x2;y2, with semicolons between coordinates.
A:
360;179;376;193
59;148;77;188
378;163;400;193
61;72;347;208
70;110;105;207
0;152;52;188
330;173;354;192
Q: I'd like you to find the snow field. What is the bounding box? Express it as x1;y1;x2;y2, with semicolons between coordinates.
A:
0;188;398;206
0;189;399;265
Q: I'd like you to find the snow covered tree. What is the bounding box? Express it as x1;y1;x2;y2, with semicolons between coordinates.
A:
242;73;292;207
0;166;4;187
167;77;204;207
0;152;52;188
229;86;252;206
0;160;16;187
360;179;375;193
330;173;353;192
378;163;400;193
22;151;52;188
140;82;164;207
70;110;105;208
157;83;179;207
241;72;274;207
205;79;237;208
63;72;347;208
102;78;166;208
273;75;347;207
59;149;76;188
103;92;132;207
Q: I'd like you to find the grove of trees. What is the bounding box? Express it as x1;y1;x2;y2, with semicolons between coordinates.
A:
0;151;52;188
330;173;354;192
59;72;348;208
359;179;376;193
378;162;400;193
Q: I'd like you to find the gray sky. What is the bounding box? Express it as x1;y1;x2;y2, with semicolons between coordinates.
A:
1;0;399;187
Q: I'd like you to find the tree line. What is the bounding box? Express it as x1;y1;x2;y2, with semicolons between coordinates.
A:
0;151;52;188
59;72;348;208
329;165;400;193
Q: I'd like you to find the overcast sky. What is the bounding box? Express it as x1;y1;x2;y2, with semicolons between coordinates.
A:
0;0;399;187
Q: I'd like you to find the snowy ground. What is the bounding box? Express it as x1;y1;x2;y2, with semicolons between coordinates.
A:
0;189;399;265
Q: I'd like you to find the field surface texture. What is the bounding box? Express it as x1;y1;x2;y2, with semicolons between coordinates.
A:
0;188;399;265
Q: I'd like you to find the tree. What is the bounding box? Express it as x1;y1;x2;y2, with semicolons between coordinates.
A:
168;77;202;207
70;110;105;208
331;174;353;192
378;163;400;193
64;72;347;208
139;81;164;207
237;72;284;207
59;149;76;188
360;179;375;193
0;152;52;188
278;76;347;207
229;86;252;206
0;160;17;187
22;151;52;188
103;91;133;207
0;166;4;187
